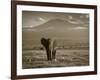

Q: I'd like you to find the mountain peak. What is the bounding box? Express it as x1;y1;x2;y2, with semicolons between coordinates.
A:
33;18;72;30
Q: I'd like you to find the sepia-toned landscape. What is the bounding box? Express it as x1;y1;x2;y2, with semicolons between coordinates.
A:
22;11;89;69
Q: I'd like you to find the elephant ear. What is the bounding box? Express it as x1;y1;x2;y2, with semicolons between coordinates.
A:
40;38;46;45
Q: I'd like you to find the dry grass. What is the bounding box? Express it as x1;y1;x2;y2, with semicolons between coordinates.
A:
22;49;89;69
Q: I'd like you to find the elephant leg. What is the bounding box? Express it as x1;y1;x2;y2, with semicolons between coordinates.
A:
52;50;56;60
47;49;52;61
46;49;52;61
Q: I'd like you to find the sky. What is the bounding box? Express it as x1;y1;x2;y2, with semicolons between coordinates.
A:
22;11;89;41
22;11;89;29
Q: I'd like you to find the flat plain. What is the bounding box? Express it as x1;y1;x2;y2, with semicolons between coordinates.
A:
22;49;89;69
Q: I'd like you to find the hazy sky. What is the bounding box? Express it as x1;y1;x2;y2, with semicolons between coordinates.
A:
22;11;89;41
22;11;89;29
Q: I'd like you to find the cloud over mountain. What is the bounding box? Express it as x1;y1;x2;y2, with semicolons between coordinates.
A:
23;18;88;42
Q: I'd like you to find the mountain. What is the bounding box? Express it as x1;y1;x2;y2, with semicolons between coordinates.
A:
33;19;76;30
23;18;84;31
22;19;88;42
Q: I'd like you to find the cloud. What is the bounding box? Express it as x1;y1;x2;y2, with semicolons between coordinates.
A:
68;15;73;20
74;26;88;30
67;26;88;30
67;19;84;24
38;17;46;21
